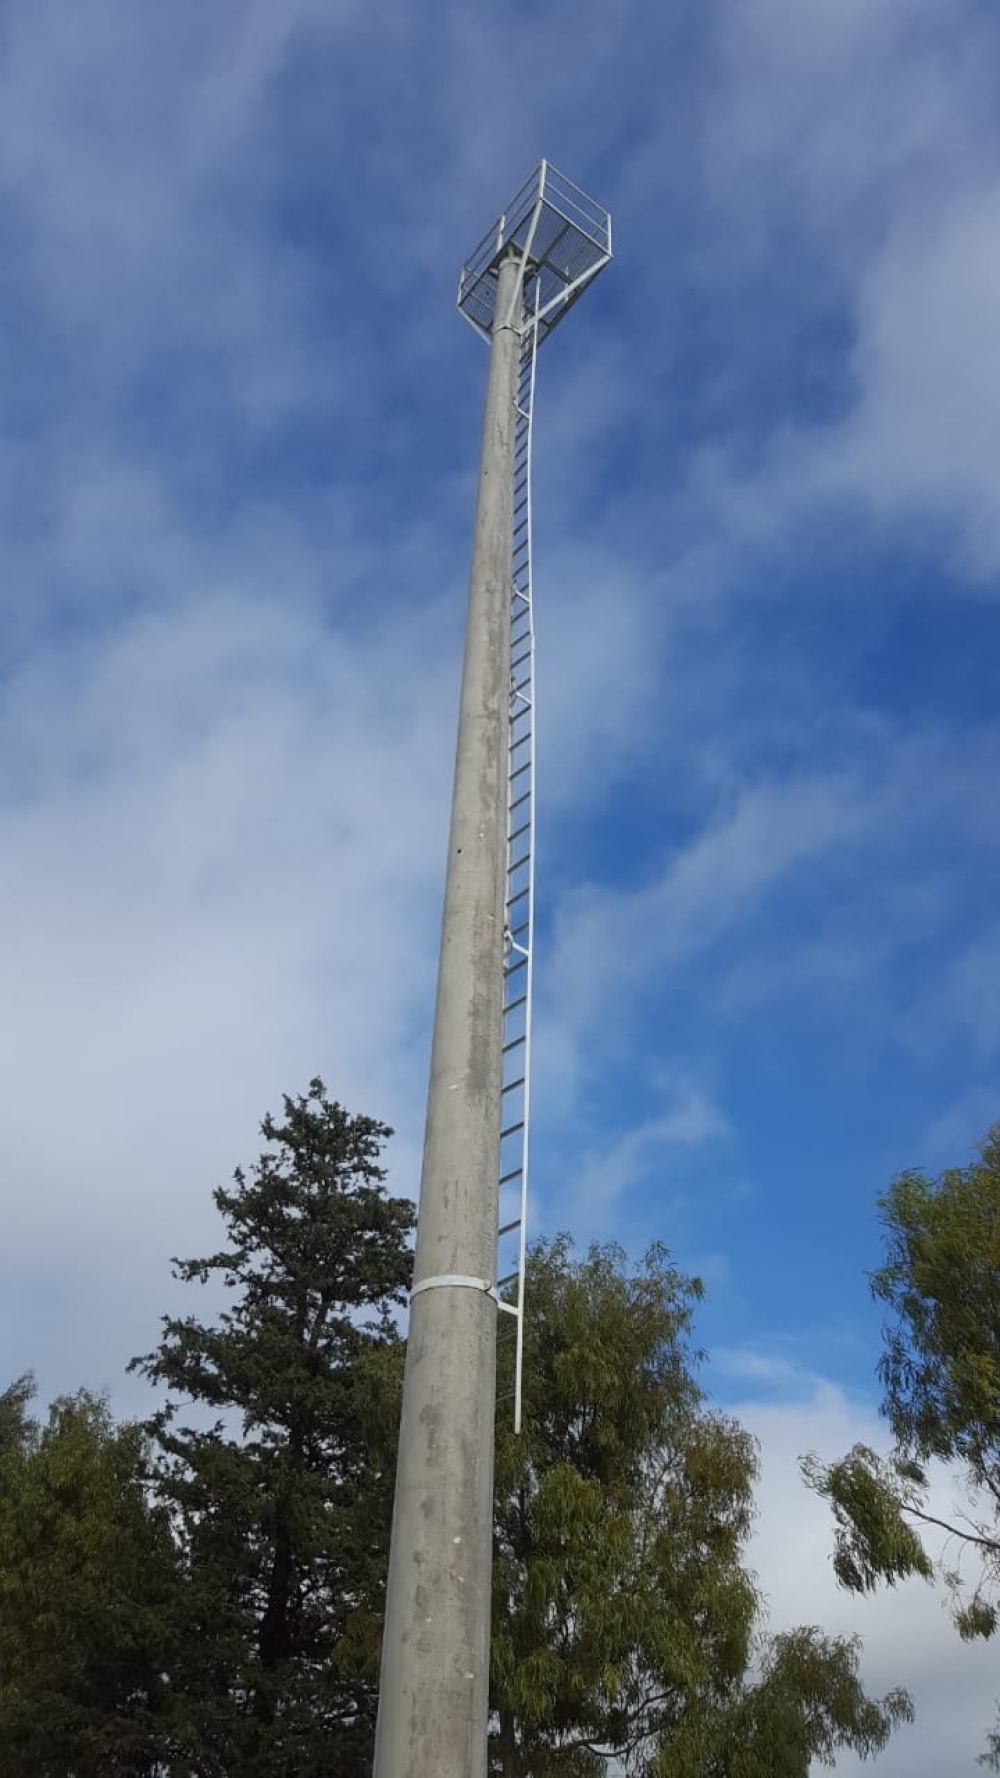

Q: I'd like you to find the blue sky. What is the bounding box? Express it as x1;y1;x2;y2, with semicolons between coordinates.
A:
4;0;1000;1768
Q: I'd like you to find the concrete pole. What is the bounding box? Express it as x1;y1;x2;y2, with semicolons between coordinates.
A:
373;250;523;1778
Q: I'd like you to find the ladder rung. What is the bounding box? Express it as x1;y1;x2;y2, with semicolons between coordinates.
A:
498;1216;521;1236
501;1120;524;1140
504;992;527;1014
496;1269;519;1289
499;1166;523;1186
502;1034;526;1055
508;819;531;844
502;1075;526;1094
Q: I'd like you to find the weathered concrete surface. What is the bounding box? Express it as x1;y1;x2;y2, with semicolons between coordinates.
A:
373;252;522;1778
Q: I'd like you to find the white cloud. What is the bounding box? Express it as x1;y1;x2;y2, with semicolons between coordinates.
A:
537;544;669;814
0;1;360;356
572;1082;731;1217
939;929;1000;1057
0;580;451;1397
811;185;1000;578
733;1380;1000;1775
536;713;1000;1134
922;1090;1000;1168
547;767;875;1040
714;1348;823;1395
632;0;1000;589
706;0;996;269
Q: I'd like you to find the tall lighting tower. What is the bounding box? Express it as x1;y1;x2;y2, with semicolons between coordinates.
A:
373;162;611;1778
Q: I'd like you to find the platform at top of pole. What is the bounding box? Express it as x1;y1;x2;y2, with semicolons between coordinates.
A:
457;160;611;347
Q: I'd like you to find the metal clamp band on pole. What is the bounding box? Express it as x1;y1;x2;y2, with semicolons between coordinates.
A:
409;1273;498;1303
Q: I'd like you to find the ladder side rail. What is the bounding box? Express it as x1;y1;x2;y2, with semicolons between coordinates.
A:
498;287;539;1434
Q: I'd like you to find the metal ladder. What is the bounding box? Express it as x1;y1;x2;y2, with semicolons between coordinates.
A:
495;301;539;1435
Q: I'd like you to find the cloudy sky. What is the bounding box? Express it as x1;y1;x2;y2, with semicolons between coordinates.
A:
3;0;1000;1767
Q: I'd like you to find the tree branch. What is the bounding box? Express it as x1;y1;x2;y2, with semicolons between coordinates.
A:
905;1502;1000;1556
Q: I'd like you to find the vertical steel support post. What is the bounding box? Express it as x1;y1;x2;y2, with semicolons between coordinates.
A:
373;250;523;1778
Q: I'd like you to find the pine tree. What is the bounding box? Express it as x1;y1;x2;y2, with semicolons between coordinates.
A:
131;1078;414;1777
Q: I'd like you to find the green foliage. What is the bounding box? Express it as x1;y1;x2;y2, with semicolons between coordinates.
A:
130;1077;414;1777
801;1445;934;1595
957;1599;999;1642
805;1123;1000;1764
711;1630;913;1776
873;1135;1000;1473
0;1383;183;1776
492;1238;907;1777
1;1095;909;1777
0;1375;37;1460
